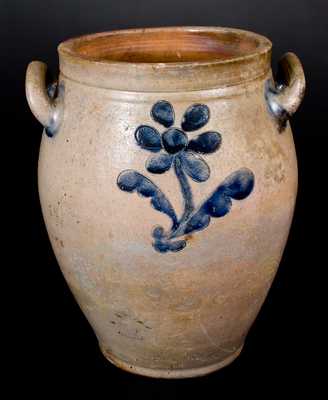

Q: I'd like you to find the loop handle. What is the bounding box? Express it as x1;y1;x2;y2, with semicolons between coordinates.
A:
265;52;305;130
26;61;64;137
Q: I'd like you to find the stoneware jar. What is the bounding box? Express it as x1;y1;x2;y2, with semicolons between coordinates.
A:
26;27;305;378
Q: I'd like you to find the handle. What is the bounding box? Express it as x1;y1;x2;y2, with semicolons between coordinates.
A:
265;52;305;131
25;61;64;137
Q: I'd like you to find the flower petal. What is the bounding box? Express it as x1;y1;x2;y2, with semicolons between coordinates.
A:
180;151;210;182
135;125;162;152
151;101;175;128
146;153;173;174
181;104;210;132
188;131;222;154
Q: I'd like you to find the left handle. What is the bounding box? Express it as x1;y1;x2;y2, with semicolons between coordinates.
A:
25;61;64;137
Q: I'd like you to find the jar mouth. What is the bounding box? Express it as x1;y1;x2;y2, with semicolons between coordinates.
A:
59;26;270;64
58;27;272;92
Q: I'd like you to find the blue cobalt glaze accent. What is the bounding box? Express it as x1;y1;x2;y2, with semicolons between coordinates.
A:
117;101;255;253
146;153;173;174
117;170;178;228
135;125;162;152
45;126;55;138
265;79;288;132
153;238;187;253
151;100;175;128
45;81;64;138
181;104;210;132
184;168;255;234
180;151;210;183
188;131;222;154
162;128;188;154
173;156;194;221
47;82;58;99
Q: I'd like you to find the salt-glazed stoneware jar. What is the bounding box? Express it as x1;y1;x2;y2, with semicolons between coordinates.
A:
26;27;305;378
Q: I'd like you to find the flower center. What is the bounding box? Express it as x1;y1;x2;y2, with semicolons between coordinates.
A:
162;128;188;154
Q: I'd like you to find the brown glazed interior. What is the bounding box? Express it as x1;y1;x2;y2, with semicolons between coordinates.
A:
68;29;262;63
58;27;272;91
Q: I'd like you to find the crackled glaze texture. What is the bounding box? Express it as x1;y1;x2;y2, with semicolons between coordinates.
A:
26;27;305;378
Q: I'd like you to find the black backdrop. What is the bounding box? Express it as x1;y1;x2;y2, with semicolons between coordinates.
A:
2;0;327;397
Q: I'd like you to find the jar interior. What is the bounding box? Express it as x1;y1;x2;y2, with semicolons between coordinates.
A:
72;29;262;63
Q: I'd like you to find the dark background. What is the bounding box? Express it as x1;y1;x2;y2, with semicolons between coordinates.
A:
2;0;327;397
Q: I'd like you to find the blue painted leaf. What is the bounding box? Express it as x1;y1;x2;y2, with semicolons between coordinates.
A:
153;240;171;253
188;131;222;154
138;178;157;197
146;153;173;174
180;151;210;182
183;168;255;235
135;125;162;152
153;238;186;253
152;226;165;239
116;169;140;192
203;190;232;218
181;104;210;132
117;170;178;227
184;212;211;234
151;100;175;128
168;240;186;252
203;168;255;217
220;168;255;200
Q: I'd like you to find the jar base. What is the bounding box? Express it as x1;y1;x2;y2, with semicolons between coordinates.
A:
99;344;243;379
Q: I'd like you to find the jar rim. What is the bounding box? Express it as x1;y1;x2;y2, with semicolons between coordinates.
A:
58;26;272;92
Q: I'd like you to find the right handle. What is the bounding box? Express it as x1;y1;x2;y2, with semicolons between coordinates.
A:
265;52;306;130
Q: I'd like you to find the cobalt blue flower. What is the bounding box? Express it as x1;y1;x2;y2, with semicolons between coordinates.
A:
117;100;255;254
134;101;222;183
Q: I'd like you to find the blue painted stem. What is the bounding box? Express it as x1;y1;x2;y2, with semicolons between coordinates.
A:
174;155;194;224
161;155;195;241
